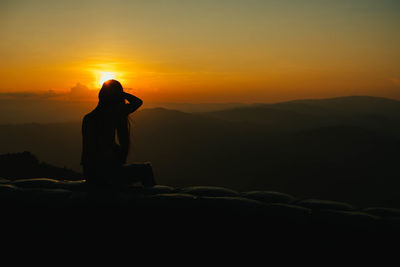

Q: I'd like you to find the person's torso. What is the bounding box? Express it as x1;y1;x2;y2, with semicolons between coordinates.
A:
81;109;122;169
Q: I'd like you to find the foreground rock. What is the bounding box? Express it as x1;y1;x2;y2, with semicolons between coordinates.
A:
1;178;400;234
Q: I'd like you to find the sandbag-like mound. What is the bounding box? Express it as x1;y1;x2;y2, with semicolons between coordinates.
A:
135;193;198;211
196;196;266;216
0;177;399;233
59;180;87;191
297;199;355;211
242;191;296;204
262;203;311;222
126;185;175;195
179;186;239;197
13;188;73;206
362;207;400;218
12;178;63;189
20;188;72;198
361;209;400;232
0;184;19;198
0;183;18;192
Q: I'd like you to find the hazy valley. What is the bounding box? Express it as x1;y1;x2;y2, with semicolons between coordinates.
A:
1;96;400;208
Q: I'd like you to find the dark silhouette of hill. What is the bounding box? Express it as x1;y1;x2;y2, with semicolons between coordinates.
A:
203;96;400;133
0;151;81;180
286;96;400;118
0;122;82;172
0;96;248;124
1;96;400;208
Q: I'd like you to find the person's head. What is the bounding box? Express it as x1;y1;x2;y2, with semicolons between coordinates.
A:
95;79;131;162
98;79;124;108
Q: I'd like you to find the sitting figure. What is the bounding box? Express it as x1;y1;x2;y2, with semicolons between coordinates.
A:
81;79;155;190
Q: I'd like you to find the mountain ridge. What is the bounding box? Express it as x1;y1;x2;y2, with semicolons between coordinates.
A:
1;95;400;208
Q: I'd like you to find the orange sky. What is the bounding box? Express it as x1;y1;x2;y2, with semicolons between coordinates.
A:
0;0;399;103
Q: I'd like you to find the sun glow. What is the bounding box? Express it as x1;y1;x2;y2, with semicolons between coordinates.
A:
98;71;116;86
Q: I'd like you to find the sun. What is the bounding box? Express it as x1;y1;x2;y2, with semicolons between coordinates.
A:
98;71;116;86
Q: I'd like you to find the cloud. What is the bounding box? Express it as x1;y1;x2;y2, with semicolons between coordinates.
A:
68;83;97;100
0;90;63;100
0;83;97;101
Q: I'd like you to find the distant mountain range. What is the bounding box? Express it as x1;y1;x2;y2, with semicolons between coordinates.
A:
202;96;400;132
1;95;400;208
0;151;81;180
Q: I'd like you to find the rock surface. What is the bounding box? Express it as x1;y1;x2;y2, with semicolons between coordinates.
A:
1;177;400;235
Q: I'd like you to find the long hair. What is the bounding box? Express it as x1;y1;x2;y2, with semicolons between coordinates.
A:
96;79;131;163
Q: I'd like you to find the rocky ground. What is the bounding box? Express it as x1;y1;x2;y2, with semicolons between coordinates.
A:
1;177;400;238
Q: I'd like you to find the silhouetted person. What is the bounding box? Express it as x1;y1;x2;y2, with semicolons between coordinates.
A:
81;79;155;190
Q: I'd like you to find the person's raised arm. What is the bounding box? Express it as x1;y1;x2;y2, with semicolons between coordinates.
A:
122;92;143;115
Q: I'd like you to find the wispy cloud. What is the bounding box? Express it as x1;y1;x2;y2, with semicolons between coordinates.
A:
0;83;97;101
0;90;64;100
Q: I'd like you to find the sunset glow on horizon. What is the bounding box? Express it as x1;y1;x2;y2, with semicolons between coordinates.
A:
0;0;399;103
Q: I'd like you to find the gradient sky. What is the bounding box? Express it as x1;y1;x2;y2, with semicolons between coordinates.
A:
0;0;399;103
